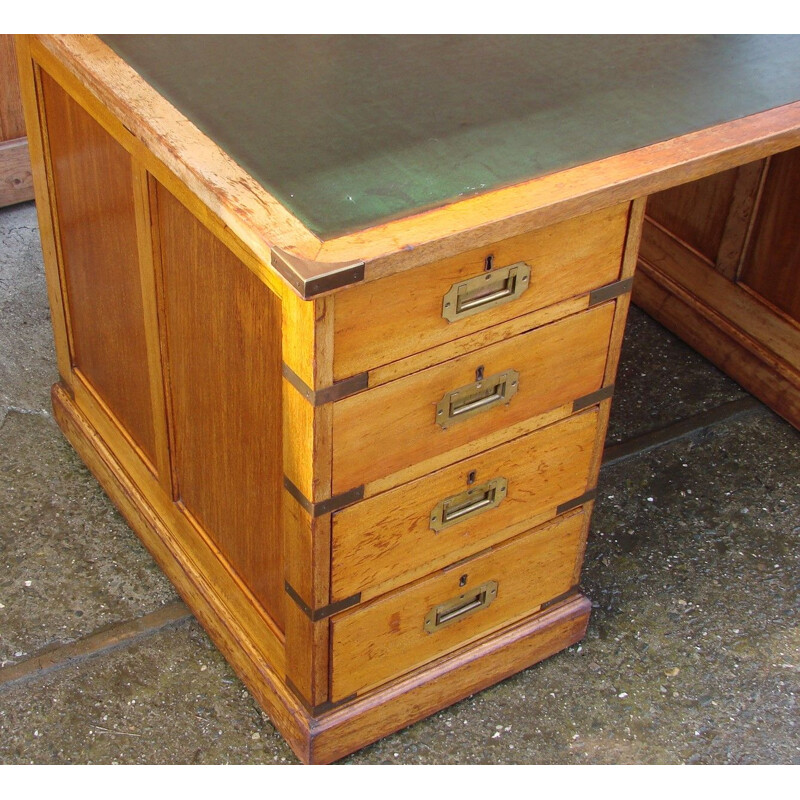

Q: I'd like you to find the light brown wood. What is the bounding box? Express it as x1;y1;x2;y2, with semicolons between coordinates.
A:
40;70;160;467
155;181;285;628
49;385;305;745
28;35;322;280
367;293;592;389
332;302;615;494
0;138;34;206
23;33;800;764
283;495;331;708
281;293;334;504
330;510;587;701
23;36;295;303
640;220;800;374
15;42;74;385
646;169;738;264
315;103;800;285
331;408;599;602
0;35;33;207
333;203;629;379
24;36;800;296
311;593;589;763
633;265;800;429
0;35;26;141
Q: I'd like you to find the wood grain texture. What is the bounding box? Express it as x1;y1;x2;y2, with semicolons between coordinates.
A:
740;148;800;321
24;36;295;304
640;220;800;373
49;385;310;752
41;70;159;466
646;168;738;263
311;593;589;763
28;35;321;279
156;182;285;628
14;42;74;385
333;203;628;380
26;37;800;298
332;302;615;494
0;35;26;141
331;408;599;602
283;494;331;708
715;159;768;280
633;265;800;429
0;138;34;206
329;510;587;701
316;102;800;285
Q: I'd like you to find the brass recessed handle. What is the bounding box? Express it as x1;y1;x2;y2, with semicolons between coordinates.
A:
442;262;531;323
424;580;498;633
429;478;507;532
435;369;519;429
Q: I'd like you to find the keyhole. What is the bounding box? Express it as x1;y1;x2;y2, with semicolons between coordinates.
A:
467;470;477;485
475;365;484;382
484;255;494;272
459;574;468;587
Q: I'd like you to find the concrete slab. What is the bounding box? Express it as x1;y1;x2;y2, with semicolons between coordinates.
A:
0;409;178;668
0;202;57;424
0;619;295;764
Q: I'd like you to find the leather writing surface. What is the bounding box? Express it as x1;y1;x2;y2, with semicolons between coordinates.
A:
102;35;800;238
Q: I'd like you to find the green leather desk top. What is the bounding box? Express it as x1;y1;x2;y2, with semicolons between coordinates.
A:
101;35;800;239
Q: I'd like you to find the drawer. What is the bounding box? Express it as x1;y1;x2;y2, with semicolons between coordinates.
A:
333;202;629;380
331;406;600;602
329;509;588;701
332;300;614;494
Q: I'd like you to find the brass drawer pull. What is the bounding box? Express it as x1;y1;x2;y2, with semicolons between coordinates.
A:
424;580;498;633
429;477;507;532
442;262;531;323
435;369;519;428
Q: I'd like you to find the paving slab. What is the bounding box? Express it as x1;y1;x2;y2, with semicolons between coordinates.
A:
0;410;178;668
0;202;57;423
0;619;295;765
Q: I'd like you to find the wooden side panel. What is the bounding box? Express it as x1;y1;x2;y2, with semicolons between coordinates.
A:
40;71;158;465
156;182;285;628
330;510;586;701
740;148;800;322
332;302;615;494
646;168;738;263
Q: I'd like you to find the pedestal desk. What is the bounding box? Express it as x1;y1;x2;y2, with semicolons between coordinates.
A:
15;35;800;763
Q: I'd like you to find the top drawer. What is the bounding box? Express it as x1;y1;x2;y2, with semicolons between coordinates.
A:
333;203;630;380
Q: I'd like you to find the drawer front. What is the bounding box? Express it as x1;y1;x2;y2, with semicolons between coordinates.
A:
331;407;600;602
330;510;587;701
333;203;629;380
332;301;614;494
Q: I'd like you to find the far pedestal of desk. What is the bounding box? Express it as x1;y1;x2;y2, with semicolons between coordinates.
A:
635;147;800;430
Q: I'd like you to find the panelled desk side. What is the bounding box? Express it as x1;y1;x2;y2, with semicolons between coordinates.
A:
15;34;800;764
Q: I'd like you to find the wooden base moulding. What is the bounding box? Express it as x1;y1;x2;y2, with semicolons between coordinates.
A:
52;382;591;764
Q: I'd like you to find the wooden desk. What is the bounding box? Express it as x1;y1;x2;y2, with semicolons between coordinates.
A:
15;35;800;763
0;35;34;207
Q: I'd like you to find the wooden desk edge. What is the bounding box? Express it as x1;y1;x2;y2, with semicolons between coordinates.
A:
21;34;800;299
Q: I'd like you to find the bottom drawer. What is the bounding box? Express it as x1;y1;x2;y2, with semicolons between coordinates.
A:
329;508;588;701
